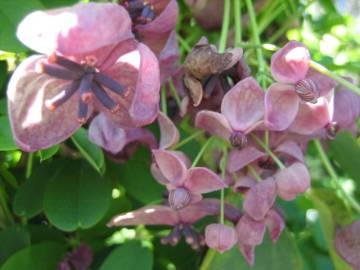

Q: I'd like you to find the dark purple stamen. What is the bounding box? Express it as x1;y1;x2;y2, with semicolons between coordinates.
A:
123;0;155;24
45;80;80;111
78;99;88;124
49;53;83;72
79;74;94;103
94;73;124;95
160;226;181;246
91;82;119;112
229;131;247;149
160;224;204;250
40;63;80;80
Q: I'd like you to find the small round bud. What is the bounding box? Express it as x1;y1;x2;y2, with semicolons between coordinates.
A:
205;223;237;253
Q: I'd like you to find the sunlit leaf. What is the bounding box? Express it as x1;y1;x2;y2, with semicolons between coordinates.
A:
0;116;17;151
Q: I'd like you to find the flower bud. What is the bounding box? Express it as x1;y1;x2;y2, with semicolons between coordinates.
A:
168;187;191;210
205;223;237;253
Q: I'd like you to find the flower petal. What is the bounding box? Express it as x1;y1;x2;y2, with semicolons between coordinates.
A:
271;40;310;84
223;48;243;70
233;175;257;193
264;83;300;131
195;110;232;140
205;223;237;253
88;113;157;154
185;167;227;194
221;77;264;132
236;214;266;246
274;140;304;163
158;30;180;83
158;111;180;149
227;147;266;173
238;244;255;266
107;205;178;226
289;97;332;135
305;68;337;97
7;55;85;152
150;162;170;185
265;209;285;243
152;150;188;185
275;162;310;201
334;88;360;130
243;178;277;221
17;3;132;55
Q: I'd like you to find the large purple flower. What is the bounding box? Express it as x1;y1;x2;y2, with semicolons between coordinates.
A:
265;41;336;131
195;77;265;148
7;3;160;151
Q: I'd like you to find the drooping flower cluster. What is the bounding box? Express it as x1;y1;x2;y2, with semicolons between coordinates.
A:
7;2;360;268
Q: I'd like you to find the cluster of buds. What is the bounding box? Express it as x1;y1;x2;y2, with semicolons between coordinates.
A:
6;1;360;267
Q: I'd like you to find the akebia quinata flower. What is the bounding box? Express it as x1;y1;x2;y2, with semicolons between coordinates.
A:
7;3;160;151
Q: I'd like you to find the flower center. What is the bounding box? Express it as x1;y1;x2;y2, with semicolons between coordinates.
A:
229;131;247;149
168;187;192;210
160;224;205;250
325;121;339;140
123;0;155;25
295;79;319;103
39;53;126;124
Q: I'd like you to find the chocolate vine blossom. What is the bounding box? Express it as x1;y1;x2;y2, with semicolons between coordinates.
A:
108;199;241;249
265;40;336;131
205;223;237;253
7;3;160;151
152;150;227;209
195;77;264;148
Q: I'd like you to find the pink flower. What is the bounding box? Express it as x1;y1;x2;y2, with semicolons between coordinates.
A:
195;77;265;149
152;150;227;209
265;41;336;131
205;223;237;253
7;3;160;151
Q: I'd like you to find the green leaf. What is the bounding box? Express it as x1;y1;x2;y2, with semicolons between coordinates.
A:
201;230;303;270
328;131;360;189
0;242;65;270
0;226;30;266
38;145;60;161
39;0;79;8
0;0;44;53
44;160;112;231
0;61;7;93
0;116;17;151
13;161;60;218
0;99;7;116
71;127;105;174
100;241;153;270
308;190;352;270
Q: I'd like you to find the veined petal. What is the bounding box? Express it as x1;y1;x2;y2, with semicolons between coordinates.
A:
221;77;264;132
233;175;257;193
158;30;180;82
185;167;227;194
238;244;255;266
205;224;237;253
158;111;180;149
334;88;360;130
271;40;310;84
264;83;300;131
305;68;337;97
243;178;277;221
236;214;266;246
88;113;157;154
152;150;188;186
275;162;310;201
265;209;285;243
274;140;304;163
7;55;85;152
17;3;132;55
195;110;232;140
107;205;178;227
227;147;266;173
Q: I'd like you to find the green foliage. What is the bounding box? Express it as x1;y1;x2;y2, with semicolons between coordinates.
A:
0;116;17;151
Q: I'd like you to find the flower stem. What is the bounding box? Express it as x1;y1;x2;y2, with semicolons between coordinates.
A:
168;79;182;108
176;34;192;53
309;60;360;96
192;137;214;167
218;0;231;53
251;134;285;169
26;153;34;179
234;0;242;47
220;146;228;224
161;86;167;115
248;165;262;181
170;130;205;150
314;139;360;214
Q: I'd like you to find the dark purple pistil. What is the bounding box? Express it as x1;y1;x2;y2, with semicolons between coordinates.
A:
160;224;205;250
229;131;247;149
40;54;125;123
123;0;155;25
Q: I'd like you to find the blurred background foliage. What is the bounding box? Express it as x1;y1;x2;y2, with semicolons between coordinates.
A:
0;0;360;269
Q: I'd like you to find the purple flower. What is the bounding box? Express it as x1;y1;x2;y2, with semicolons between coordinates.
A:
58;244;93;270
152;150;227;209
265;41;336;131
195;77;265;148
205;223;237;253
108;199;241;249
7;3;160;151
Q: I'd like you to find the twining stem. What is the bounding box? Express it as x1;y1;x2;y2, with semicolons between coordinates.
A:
200;249;217;270
161;86;167;115
314;139;360;214
0;185;14;225
251;134;285;169
170;130;205;150
26;153;34;179
220;146;228;224
248;165;262;181
309;61;360;96
218;0;231;53
176;34;192;53
234;0;242;46
245;0;266;88
192;137;214;167
168;79;182;108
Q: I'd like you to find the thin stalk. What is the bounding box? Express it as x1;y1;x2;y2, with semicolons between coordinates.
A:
258;3;285;34
0;185;14;224
26;153;34;179
251;134;285;169
309;61;360;96
170;130;205;150
220;146;228;224
218;0;231;53
192;137;214;167
168;79;182;108
248;165;262;181
200;249;217;270
314;140;360;214
161;86;167;115
234;0;242;46
176;34;192;53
